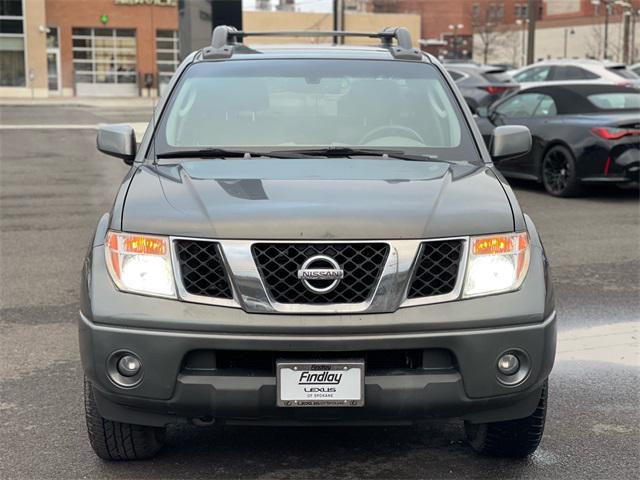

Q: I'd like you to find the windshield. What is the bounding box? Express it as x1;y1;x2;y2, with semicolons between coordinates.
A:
155;59;477;160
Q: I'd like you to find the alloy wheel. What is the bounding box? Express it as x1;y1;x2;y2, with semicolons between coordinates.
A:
543;148;572;195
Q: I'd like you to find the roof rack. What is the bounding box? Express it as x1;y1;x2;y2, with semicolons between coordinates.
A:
202;26;422;61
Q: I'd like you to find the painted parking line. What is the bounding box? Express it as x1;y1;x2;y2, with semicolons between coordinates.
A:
0;123;149;138
0;124;101;129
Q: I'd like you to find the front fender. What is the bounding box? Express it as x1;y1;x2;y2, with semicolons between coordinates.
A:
524;213;555;319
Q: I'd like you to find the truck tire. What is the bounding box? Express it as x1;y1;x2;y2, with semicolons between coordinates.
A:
464;381;548;458
84;377;166;460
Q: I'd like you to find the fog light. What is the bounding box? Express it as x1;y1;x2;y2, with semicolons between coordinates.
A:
497;353;520;376
117;355;141;377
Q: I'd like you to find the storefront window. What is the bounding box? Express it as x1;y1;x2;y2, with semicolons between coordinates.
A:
156;30;179;87
0;0;25;86
72;27;137;85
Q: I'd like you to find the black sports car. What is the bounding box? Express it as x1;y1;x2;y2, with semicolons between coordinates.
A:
475;83;640;196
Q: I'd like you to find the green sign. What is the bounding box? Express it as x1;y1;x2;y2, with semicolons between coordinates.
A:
100;14;109;25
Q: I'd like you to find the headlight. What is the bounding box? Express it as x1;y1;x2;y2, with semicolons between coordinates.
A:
105;231;176;298
463;232;530;298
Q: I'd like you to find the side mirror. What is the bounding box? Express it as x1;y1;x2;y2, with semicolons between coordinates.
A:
97;124;136;164
490;125;531;161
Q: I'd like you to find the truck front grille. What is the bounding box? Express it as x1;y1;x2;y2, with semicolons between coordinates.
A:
175;240;233;299
252;243;389;304
407;239;463;299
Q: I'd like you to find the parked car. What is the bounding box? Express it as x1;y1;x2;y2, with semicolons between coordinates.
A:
508;59;640;88
445;64;519;112
82;26;556;461
631;63;640;76
489;63;518;71
475;82;640;196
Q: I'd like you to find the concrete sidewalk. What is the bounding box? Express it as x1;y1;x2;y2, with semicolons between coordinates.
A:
557;321;640;367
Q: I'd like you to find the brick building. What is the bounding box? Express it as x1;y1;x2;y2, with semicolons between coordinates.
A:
45;0;178;96
0;0;420;98
372;0;639;64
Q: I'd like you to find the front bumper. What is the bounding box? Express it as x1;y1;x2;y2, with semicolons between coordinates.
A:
81;311;556;427
80;215;555;426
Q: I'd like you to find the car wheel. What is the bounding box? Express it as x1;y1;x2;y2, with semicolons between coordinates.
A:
541;145;582;197
464;380;548;458
84;377;166;460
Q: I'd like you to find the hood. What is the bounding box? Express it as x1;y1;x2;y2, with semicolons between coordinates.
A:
122;159;514;239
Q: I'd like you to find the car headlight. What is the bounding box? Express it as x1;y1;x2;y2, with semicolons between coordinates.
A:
463;232;530;298
105;231;176;298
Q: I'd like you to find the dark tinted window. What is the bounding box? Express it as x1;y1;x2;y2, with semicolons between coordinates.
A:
0;0;22;16
496;93;543;117
554;66;598;80
0;19;22;34
482;71;514;83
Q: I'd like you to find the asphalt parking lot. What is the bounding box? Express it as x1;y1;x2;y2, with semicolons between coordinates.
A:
0;104;639;479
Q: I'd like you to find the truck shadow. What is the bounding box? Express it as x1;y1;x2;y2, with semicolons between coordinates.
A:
100;421;541;478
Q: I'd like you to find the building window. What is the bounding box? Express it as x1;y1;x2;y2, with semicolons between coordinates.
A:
72;28;137;85
488;3;504;20
156;29;179;87
472;4;480;19
515;3;529;19
0;0;25;86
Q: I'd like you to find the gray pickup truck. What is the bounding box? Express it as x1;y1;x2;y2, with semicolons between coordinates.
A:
81;27;556;460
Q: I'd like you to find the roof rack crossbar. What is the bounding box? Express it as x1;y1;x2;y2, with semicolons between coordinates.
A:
202;26;422;60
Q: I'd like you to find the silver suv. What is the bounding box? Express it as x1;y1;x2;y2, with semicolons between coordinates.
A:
509;59;640;88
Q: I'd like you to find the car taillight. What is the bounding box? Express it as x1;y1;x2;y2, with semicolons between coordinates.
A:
592;127;640;140
481;86;511;95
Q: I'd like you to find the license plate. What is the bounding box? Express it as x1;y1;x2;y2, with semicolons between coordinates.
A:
276;360;365;407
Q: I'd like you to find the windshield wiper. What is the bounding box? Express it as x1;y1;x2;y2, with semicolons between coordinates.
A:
156;148;298;159
156;147;442;162
266;147;440;162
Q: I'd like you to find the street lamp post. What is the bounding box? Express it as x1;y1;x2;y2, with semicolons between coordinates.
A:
516;18;528;67
563;28;575;58
448;23;464;59
594;0;632;60
604;1;611;59
590;0;610;59
613;1;636;63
